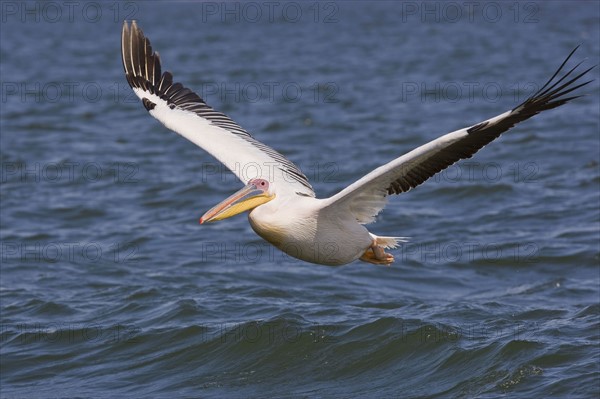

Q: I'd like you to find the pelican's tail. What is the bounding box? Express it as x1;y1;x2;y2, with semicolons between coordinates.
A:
372;235;410;249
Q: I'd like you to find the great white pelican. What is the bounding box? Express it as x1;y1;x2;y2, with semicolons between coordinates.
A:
121;21;594;266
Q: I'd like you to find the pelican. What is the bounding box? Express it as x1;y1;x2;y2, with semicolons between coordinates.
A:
121;21;594;266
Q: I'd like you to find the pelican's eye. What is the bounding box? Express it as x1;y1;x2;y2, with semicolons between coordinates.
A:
252;178;269;189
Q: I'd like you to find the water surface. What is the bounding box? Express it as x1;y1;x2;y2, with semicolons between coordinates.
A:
1;1;599;397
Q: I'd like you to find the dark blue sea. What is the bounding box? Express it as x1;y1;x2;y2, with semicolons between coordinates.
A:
1;1;599;398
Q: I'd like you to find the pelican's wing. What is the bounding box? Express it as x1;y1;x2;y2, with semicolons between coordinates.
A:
324;47;595;224
121;21;314;197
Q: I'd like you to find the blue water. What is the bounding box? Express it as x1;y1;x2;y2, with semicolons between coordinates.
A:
1;1;599;397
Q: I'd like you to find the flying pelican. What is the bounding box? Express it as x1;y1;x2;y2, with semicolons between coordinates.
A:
121;21;594;266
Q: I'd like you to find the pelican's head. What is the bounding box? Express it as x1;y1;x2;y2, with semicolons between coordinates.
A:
199;178;275;224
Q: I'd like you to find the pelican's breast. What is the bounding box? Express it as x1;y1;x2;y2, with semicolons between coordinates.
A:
248;196;318;251
248;196;372;266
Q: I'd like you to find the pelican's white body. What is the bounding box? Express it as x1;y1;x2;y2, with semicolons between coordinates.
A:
249;196;372;266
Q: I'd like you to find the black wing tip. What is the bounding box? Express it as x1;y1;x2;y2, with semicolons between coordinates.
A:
122;21;200;109
122;20;161;87
123;19;139;31
121;22;221;119
513;46;596;114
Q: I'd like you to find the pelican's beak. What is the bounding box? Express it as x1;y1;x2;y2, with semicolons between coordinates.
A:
199;182;275;224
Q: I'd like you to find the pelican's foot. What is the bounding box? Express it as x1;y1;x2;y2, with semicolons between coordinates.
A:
360;245;394;266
